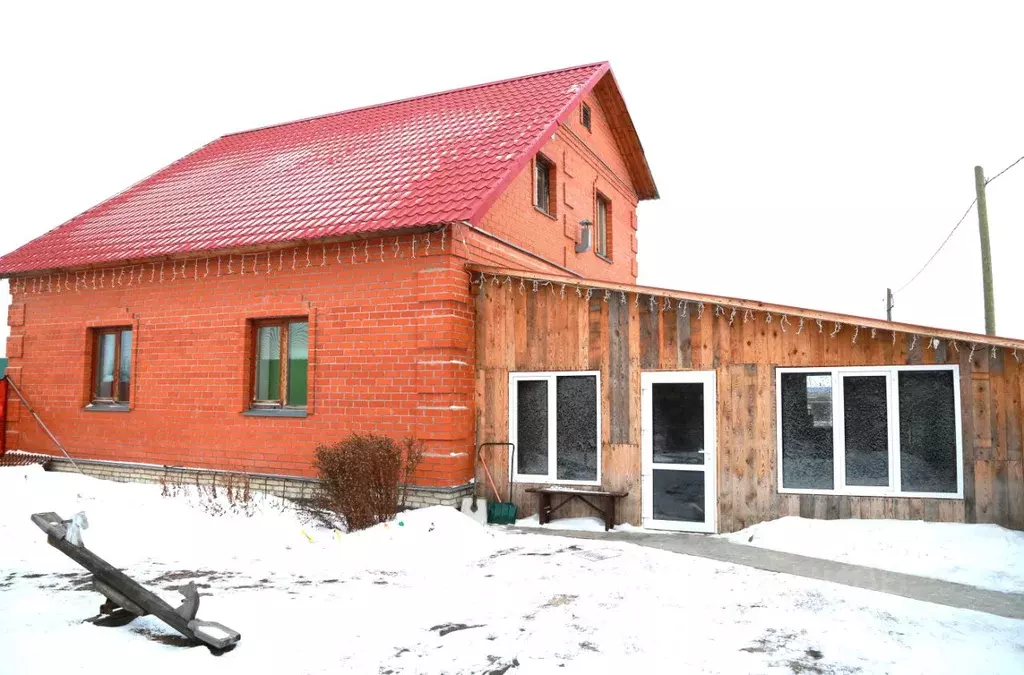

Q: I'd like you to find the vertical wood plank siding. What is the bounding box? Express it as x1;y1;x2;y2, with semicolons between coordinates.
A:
474;281;1024;532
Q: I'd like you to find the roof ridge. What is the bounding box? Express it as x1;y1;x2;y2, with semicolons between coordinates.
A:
220;61;609;140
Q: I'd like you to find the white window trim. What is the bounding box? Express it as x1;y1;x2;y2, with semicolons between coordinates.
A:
508;370;602;486
776;364;964;500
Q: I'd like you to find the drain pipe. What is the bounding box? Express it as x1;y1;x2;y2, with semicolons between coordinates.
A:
4;376;83;474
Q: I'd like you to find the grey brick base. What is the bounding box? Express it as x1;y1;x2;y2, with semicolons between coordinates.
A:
41;456;473;508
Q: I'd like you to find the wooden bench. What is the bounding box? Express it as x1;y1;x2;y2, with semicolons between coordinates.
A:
525;487;628;531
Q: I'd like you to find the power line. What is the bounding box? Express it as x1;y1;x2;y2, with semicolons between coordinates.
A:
985;154;1024;186
893;153;1023;295
894;197;976;294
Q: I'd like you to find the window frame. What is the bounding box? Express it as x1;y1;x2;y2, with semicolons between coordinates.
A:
775;364;964;499
90;326;133;407
533;153;556;218
250;317;309;411
508;370;602;486
595;192;611;260
581;103;592;131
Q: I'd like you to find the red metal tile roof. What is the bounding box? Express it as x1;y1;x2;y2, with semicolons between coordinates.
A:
0;62;650;275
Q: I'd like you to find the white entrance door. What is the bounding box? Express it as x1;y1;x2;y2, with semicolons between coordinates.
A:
641;371;717;533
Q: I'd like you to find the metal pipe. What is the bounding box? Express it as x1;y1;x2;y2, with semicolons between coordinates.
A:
4;376;83;474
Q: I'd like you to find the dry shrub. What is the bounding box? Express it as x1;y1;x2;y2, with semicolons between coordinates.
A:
313;434;424;531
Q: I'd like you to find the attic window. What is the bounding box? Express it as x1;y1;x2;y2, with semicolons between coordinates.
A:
581;104;592;131
533;154;556;217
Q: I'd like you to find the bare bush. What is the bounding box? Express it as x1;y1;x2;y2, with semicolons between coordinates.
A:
313;434;425;532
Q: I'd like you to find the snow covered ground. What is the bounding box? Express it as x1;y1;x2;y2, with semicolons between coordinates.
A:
1;466;1022;674
720;516;1024;594
514;514;638;532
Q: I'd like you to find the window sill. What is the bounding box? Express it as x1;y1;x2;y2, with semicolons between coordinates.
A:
84;404;130;413
778;488;963;500
534;206;558;221
243;408;308;418
595;253;613;264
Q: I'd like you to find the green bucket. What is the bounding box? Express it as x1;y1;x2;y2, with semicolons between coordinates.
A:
487;501;518;525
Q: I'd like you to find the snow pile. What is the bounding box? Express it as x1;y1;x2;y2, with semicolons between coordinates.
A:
332;505;496;570
0;465;316;575
720;516;1024;593
357;504;490;542
0;466;496;578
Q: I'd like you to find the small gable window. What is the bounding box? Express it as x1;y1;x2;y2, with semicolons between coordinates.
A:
533;154;555;217
581;104;592;131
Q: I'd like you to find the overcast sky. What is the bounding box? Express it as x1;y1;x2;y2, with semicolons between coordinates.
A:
2;1;1022;354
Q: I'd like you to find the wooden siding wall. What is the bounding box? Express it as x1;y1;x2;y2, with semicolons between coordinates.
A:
474;281;1024;532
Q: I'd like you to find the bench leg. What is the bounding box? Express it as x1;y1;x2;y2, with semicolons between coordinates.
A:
605;496;615;531
538;493;550;525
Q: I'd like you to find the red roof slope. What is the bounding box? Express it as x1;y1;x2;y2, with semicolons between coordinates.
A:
0;62;656;276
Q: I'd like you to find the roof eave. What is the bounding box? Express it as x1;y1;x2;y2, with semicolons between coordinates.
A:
591;68;659;201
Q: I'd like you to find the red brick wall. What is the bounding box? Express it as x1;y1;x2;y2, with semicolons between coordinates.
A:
4;234;475;487
474;92;640;283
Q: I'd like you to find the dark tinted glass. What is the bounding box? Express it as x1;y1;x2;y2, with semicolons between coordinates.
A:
556;375;598;481
517;380;549;475
899;370;958;493
652;470;705;522
652;383;704;465
535;157;550;213
780;372;834;489
844;376;888;486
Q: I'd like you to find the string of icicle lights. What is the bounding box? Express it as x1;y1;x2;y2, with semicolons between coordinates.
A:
474;272;1021;364
11;227;451;298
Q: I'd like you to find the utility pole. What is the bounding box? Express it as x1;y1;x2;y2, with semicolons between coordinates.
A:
975;165;996;335
886;287;893;322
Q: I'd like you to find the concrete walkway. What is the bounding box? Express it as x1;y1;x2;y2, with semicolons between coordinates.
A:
511;527;1024;621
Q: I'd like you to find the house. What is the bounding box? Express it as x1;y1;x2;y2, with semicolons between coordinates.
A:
1;63;1022;532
